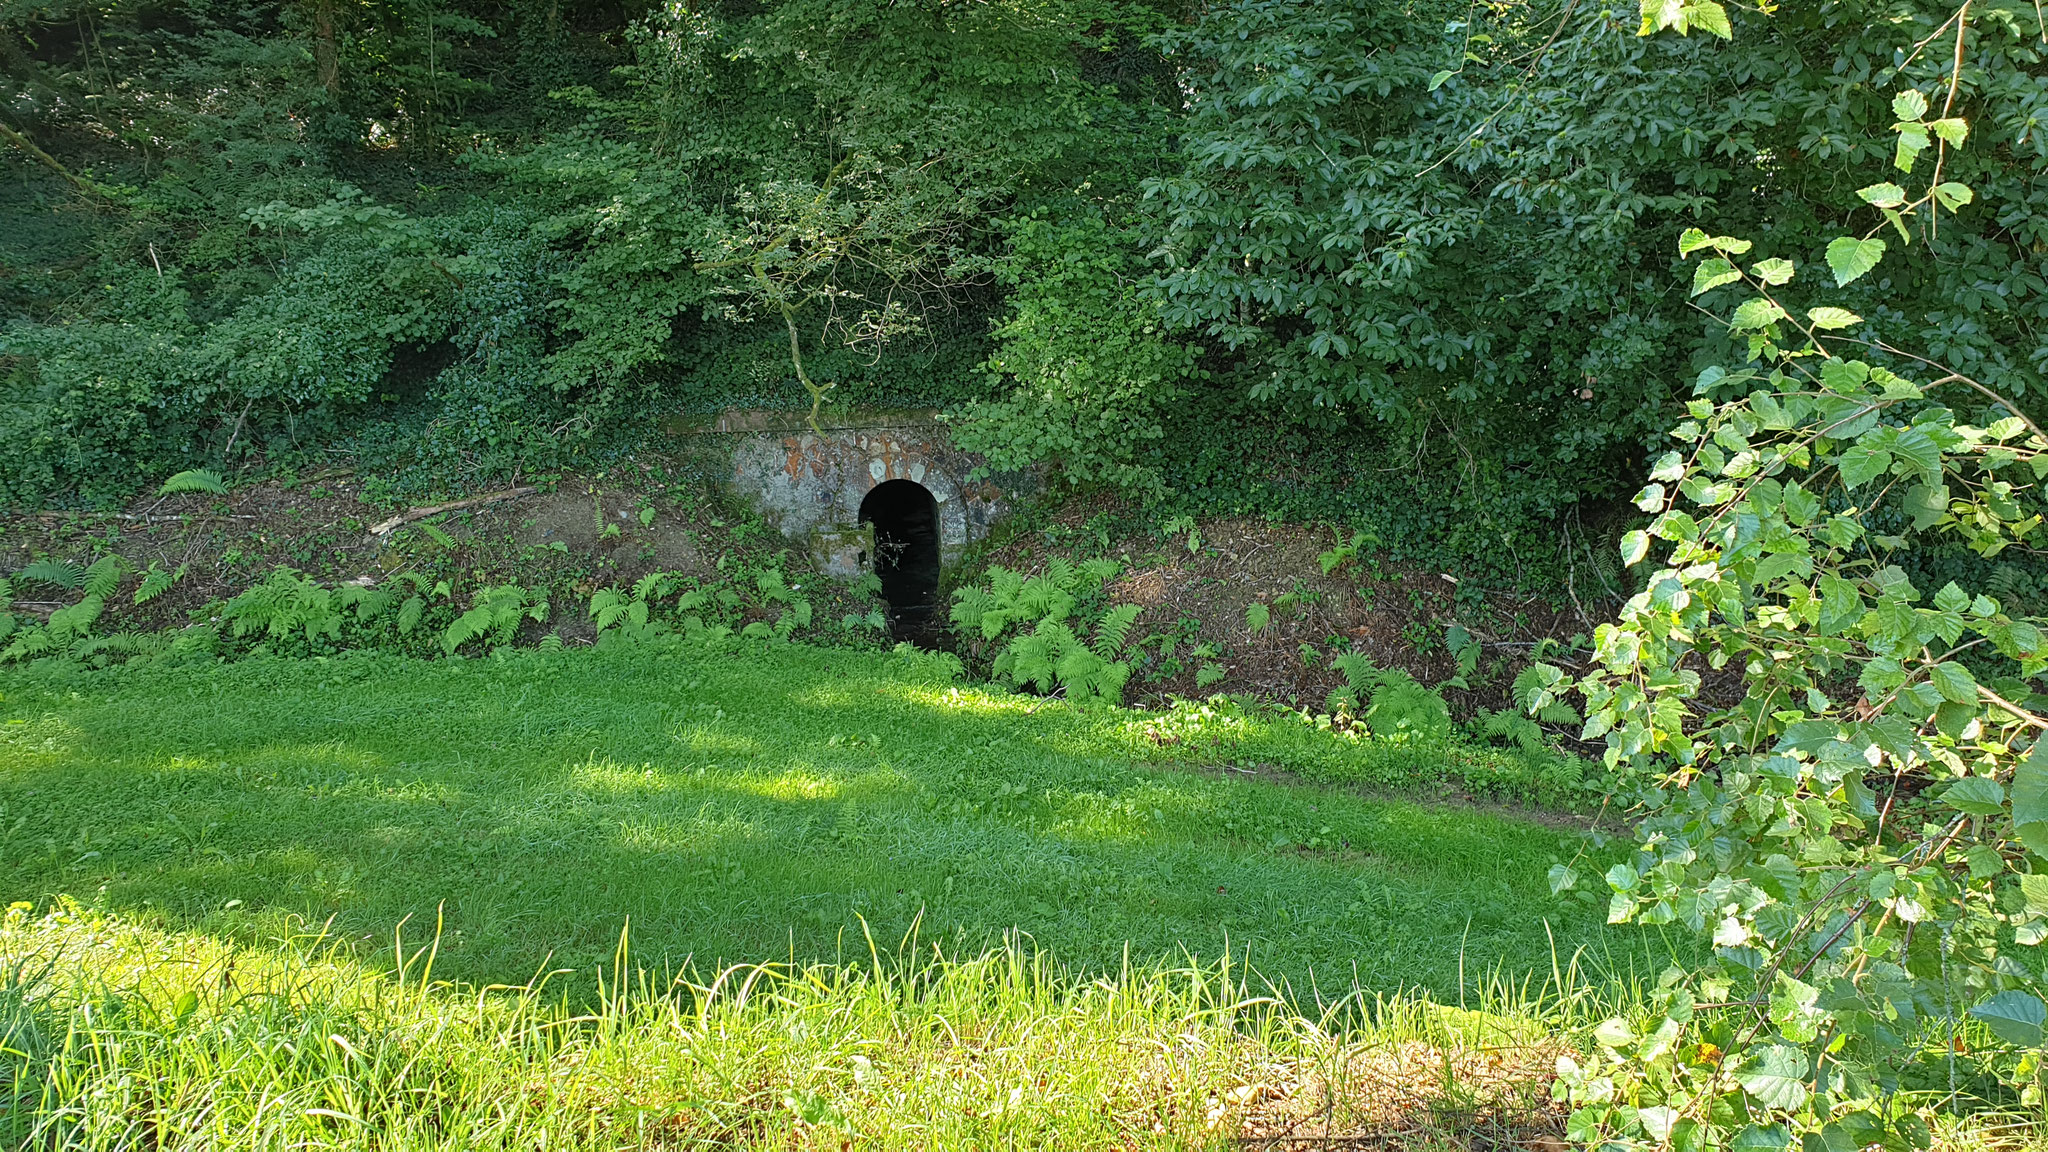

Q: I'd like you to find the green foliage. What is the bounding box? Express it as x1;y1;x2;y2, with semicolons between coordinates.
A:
1535;33;2048;1145
0;555;152;664
157;470;229;497
1133;0;2048;572
951;560;1138;703
1327;654;1453;744
442;584;548;654
953;212;1198;499
223;569;349;644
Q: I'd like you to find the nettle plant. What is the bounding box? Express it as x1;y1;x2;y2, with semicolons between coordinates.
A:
1532;39;2048;1151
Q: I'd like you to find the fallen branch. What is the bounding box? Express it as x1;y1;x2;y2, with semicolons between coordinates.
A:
366;487;536;538
29;511;257;522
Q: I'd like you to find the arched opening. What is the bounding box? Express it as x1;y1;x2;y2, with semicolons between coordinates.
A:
859;479;941;642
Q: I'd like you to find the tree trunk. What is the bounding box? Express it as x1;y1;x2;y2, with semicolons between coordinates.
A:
312;0;339;93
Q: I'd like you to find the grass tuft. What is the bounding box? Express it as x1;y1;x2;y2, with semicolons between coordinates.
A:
1;901;1612;1149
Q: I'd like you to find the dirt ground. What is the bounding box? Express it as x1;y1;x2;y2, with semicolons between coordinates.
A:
969;504;1598;715
0;465;1603;720
0;456;871;645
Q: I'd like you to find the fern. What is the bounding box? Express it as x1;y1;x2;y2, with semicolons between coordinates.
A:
335;584;392;622
950;585;995;633
2;626;60;662
1364;669;1452;742
395;595;426;635
953;561;1138;704
1477;708;1547;754
1092;603;1140;660
80;556;124;599
158;469;229;496
18;559;83;590
443;584;547;654
133;563;179;604
45;595;105;638
223;569;344;642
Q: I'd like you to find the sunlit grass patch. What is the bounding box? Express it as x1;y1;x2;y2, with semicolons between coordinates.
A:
0;902;1602;1150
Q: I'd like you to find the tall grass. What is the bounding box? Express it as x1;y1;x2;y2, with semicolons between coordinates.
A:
0;901;1623;1150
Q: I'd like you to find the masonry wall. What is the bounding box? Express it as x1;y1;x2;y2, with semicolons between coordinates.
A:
701;410;1010;577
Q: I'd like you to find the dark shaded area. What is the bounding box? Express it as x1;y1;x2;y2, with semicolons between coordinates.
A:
859;479;941;643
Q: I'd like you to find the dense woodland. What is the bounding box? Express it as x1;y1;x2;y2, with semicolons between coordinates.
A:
5;0;2046;582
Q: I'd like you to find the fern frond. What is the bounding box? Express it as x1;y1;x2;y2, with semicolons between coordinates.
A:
396;595;426;635
950;585;995;633
82;556;124;599
1330;651;1379;695
442;607;492;654
158;469;229;496
1092;603;1141;660
133;564;179;604
1043;557;1076;592
1077;557;1120;587
990;567;1026;602
3;626;58;662
46;595;105;638
19;559;83;590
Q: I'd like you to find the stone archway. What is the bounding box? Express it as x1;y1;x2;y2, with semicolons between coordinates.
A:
714;411;1010;580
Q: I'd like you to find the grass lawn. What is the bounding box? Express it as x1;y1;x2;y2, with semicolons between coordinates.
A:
0;638;1680;1146
0;639;1659;995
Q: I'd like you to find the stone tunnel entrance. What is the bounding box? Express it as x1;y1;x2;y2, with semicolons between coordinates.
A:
859;479;941;641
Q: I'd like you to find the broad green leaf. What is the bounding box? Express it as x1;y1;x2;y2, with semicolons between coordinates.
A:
1857;183;1907;208
1933;182;1974;210
1606;861;1640;891
1750;257;1794;285
1621;530;1651;566
1739;1045;1811;1110
1692;257;1742;296
1969;991;2046;1046
1895;124;1930;172
1650;451;1686;482
1892;89;1929;122
1687;0;1731;38
1731;297;1787;330
1929;661;1977;704
1733;1124;1794;1152
1678;228;1713;256
2019;873;2048;915
1826;236;1886;286
1928;117;1968;146
1639;1107;1680;1141
1837;444;1892;489
1807;307;1862;329
1769;973;1821;1042
2013;742;2048;856
1634;483;1666;512
1548;864;1579;894
1428;69;1455;91
1593;1017;1636;1048
1942;775;2005;816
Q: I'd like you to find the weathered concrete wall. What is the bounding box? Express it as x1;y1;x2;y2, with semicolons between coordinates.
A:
698;410;1009;577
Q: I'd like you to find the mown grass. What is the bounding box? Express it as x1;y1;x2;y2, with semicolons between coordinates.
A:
0;639;1654;995
0;637;1681;1146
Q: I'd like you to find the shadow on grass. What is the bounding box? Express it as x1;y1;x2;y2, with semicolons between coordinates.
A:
0;643;1681;998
